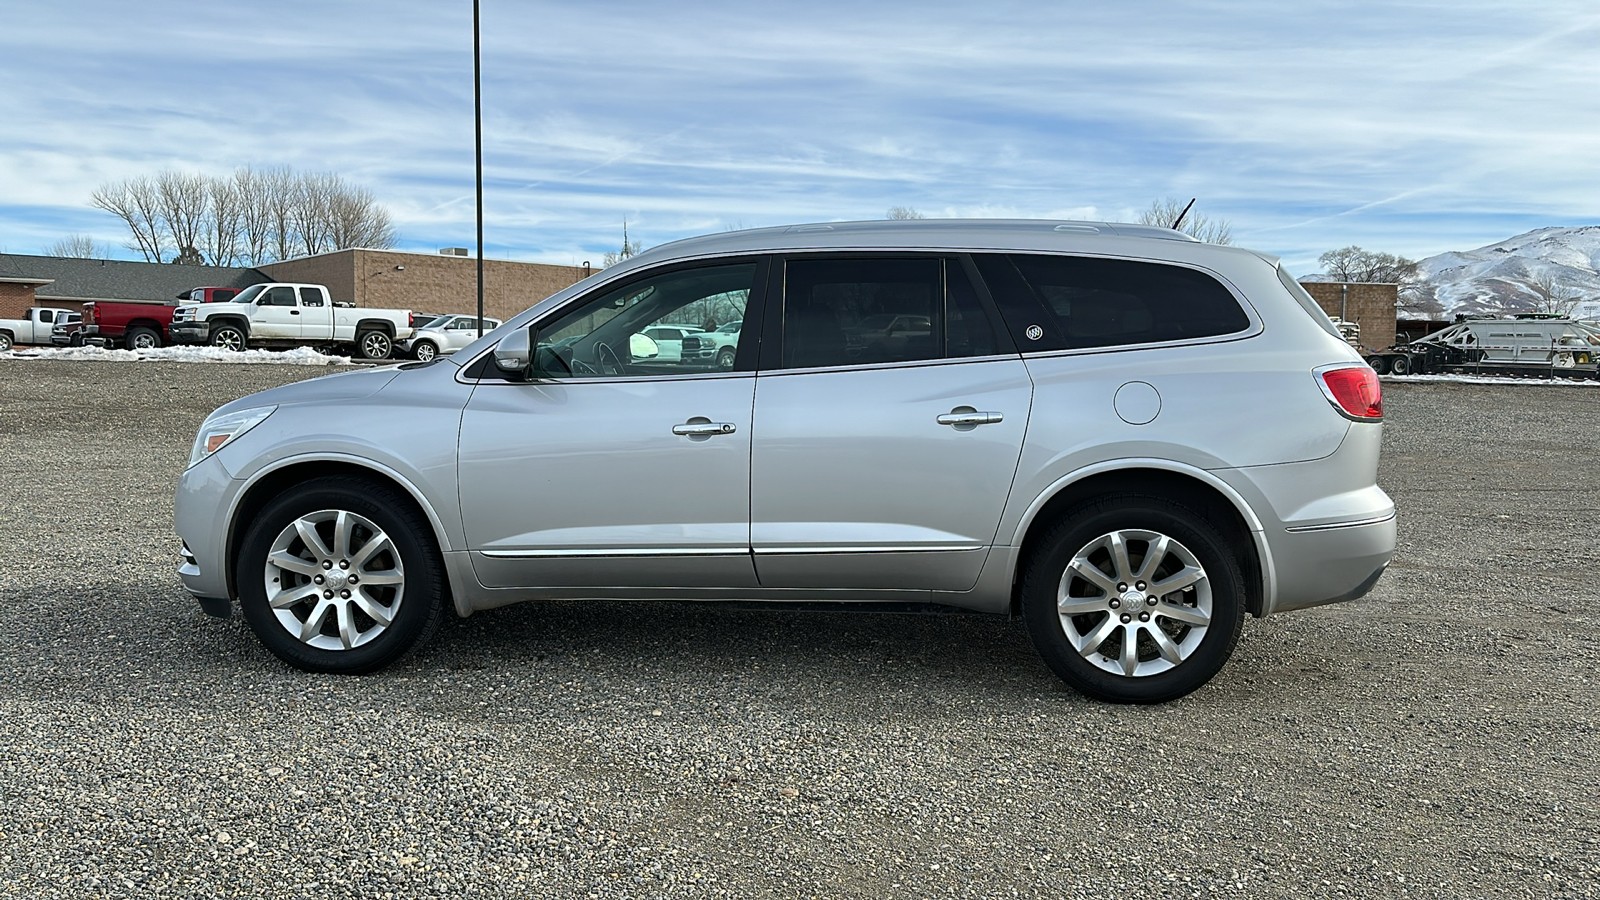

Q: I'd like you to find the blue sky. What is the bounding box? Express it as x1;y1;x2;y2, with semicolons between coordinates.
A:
2;1;1597;275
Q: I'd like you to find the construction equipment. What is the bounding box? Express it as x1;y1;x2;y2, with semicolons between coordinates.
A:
1364;315;1600;377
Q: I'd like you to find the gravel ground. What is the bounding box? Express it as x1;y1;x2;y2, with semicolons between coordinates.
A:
0;359;1596;900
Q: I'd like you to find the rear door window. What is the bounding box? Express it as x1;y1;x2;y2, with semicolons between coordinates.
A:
774;256;1002;369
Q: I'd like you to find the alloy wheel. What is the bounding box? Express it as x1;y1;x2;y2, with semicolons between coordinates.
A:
1055;528;1212;677
262;509;405;651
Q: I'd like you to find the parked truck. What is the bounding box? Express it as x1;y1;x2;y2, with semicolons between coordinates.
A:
81;286;247;349
0;307;79;352
1364;315;1600;378
168;283;416;359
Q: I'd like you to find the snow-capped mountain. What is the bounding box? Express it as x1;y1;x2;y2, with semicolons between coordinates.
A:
1415;225;1600;319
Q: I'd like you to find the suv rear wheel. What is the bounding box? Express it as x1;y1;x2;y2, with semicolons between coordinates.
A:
1021;495;1245;703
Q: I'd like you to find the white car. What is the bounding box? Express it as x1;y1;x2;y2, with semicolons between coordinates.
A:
401;315;502;362
639;324;706;363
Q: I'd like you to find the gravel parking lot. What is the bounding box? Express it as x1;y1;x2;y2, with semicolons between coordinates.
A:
1;359;1596;899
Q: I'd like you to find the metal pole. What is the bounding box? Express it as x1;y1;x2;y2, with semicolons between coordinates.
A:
474;0;485;337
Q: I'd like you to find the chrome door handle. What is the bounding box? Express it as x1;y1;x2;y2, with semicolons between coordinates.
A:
672;420;737;436
937;409;1004;427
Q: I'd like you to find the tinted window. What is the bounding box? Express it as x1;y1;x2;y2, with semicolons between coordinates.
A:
778;257;998;369
297;287;324;307
264;286;296;307
979;254;1248;350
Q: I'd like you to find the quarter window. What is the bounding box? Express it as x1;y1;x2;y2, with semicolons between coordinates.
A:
980;254;1249;350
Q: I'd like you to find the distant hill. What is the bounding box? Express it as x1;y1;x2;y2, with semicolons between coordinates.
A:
1414;226;1600;319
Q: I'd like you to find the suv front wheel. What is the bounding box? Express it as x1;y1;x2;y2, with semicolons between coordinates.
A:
1021;495;1245;703
238;477;445;673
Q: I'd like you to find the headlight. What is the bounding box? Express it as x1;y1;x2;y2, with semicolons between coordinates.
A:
187;406;276;468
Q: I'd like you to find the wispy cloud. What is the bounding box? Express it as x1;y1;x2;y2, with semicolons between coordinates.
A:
1;1;1596;272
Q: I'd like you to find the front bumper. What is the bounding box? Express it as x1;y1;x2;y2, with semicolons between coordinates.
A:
174;454;237;603
169;321;210;344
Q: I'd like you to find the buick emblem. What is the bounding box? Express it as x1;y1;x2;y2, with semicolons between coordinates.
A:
1025;324;1044;341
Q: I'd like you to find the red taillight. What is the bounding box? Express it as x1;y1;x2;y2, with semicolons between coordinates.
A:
408;312;415;328
1316;365;1383;420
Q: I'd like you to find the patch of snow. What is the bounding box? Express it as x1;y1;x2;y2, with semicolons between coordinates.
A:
0;345;363;365
1383;373;1600;387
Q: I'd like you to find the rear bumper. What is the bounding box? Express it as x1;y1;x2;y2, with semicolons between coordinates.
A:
1265;512;1396;613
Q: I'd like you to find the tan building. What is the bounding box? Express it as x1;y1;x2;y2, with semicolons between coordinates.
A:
1299;281;1398;350
261;249;593;322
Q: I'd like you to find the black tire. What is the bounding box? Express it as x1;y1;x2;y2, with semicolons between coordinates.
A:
1020;494;1246;703
126;325;162;350
1389;354;1411;376
0;332;13;352
68;332;84;347
1366;355;1390;375
358;330;392;360
412;340;438;362
716;346;736;369
238;477;446;674
211;324;247;351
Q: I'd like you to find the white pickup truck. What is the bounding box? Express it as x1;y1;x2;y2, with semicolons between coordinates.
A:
0;307;80;352
168;283;416;359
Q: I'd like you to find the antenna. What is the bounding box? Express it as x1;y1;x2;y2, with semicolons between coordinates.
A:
1170;198;1197;231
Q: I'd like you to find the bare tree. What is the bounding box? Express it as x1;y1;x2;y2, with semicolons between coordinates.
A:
205;177;243;266
91;176;168;262
155;171;208;262
1317;246;1419;284
1523;272;1583;316
234;166;276;265
326;182;395;250
291;171;335;257
265;167;299;263
47;234;106;258
1137;197;1233;244
95;166;397;266
886;206;925;220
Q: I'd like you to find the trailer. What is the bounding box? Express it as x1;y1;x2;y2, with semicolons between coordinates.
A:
1364;315;1600;378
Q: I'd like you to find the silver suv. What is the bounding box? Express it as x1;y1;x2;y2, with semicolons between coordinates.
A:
176;220;1394;702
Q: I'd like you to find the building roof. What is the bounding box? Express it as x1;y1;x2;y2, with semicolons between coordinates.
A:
0;254;270;303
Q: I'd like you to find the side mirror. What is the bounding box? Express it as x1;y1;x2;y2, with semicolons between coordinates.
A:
494;325;533;374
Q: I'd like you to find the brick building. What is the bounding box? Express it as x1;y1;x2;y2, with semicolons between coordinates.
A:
1299;281;1398;349
0;250;592;324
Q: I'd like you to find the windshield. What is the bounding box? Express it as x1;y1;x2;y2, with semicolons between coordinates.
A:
230;284;267;305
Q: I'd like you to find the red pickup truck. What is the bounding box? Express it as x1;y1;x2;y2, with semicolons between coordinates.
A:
83;286;243;349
